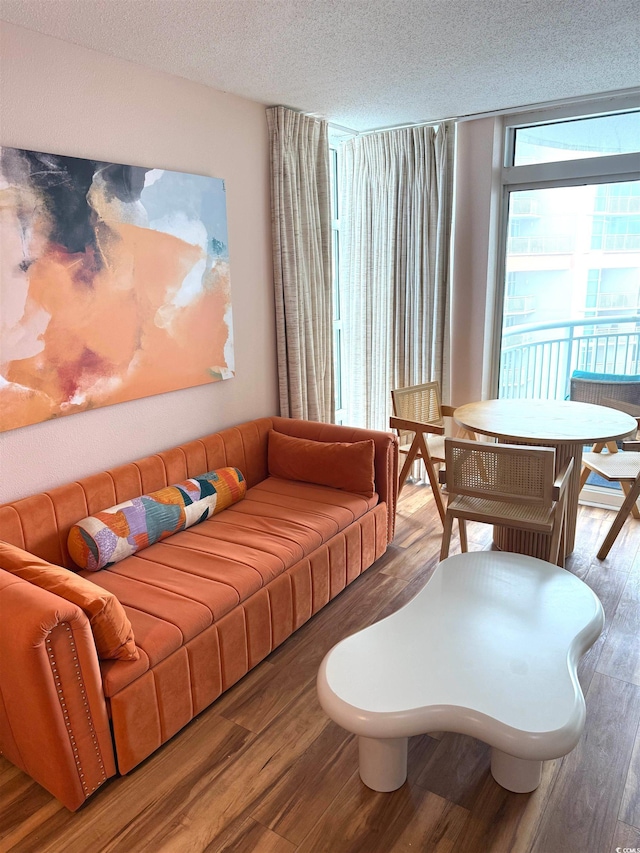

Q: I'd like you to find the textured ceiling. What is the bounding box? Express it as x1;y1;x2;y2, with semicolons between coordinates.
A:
1;0;639;131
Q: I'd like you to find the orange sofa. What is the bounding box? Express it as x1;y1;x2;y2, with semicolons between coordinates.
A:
0;416;397;810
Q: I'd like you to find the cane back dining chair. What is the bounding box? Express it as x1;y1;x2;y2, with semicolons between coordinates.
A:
439;438;573;567
581;440;640;559
390;381;463;523
570;371;640;517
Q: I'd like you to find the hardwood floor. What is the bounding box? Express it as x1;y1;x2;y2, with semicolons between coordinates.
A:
1;484;639;853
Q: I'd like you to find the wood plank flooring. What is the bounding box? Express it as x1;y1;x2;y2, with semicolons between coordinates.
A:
1;483;639;853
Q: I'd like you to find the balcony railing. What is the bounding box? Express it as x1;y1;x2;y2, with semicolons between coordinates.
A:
593;292;638;310
510;197;541;216
595;196;640;214
596;233;640;252
499;314;640;400
504;294;536;315
507;235;575;255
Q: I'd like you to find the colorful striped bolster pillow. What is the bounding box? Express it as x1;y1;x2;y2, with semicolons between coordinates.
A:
68;467;246;571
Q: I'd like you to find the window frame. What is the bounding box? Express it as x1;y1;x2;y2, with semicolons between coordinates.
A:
488;99;640;399
489;97;640;509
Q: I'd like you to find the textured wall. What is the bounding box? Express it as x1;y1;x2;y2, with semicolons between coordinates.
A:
0;22;278;503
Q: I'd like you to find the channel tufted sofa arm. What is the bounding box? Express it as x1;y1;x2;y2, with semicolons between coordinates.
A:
0;571;116;810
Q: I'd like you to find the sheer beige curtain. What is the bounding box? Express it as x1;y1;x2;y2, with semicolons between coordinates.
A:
340;123;454;429
267;106;334;422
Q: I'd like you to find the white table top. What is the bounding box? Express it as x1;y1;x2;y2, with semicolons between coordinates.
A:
318;552;604;759
454;398;637;445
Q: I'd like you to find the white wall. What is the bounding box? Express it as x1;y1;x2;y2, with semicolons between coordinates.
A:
0;23;278;503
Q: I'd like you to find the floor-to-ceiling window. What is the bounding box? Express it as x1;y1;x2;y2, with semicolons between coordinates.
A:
496;107;640;401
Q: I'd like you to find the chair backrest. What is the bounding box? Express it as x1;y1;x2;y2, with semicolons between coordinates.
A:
392;382;443;426
444;438;556;506
570;371;640;408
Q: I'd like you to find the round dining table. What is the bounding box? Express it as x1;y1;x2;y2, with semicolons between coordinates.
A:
454;398;638;559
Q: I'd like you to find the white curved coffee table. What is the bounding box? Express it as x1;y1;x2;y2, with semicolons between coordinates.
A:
317;551;604;793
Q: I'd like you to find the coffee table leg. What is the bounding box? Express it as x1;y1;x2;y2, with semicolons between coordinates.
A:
491;748;543;793
358;736;408;791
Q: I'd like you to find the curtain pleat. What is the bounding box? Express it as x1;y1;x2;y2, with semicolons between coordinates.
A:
267;106;334;422
340;123;454;430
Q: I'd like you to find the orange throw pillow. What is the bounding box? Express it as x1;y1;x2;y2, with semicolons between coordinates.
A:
268;430;376;498
0;541;138;661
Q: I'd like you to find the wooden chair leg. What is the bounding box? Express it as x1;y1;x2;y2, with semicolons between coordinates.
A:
458;428;477;441
440;512;455;561
397;438;420;496
416;432;446;524
621;481;640;520
558;509;566;569
597;475;640;560
458;519;468;553
589;441;617;454
549;508;564;567
579;464;591;490
580;439;618;491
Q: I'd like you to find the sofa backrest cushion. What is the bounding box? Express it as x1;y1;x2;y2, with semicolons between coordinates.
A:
268;430;376;498
68;467;246;571
0;540;139;661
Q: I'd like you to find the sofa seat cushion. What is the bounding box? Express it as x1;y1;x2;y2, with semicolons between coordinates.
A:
247;477;378;520
100;649;151;697
90;477;378;697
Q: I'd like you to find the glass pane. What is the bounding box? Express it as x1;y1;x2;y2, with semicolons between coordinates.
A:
330;148;338;220
499;181;640;401
334;327;342;412
332;229;340;320
513;112;640;166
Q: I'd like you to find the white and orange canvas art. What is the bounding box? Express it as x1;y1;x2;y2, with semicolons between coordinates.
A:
0;147;234;432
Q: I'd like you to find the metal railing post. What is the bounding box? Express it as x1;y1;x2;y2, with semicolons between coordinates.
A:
564;325;575;398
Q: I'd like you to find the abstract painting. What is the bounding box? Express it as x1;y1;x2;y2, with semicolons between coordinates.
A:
0;147;234;432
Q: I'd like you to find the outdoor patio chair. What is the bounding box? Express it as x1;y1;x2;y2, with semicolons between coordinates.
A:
570;371;640;452
438;437;573;566
570;370;640;407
